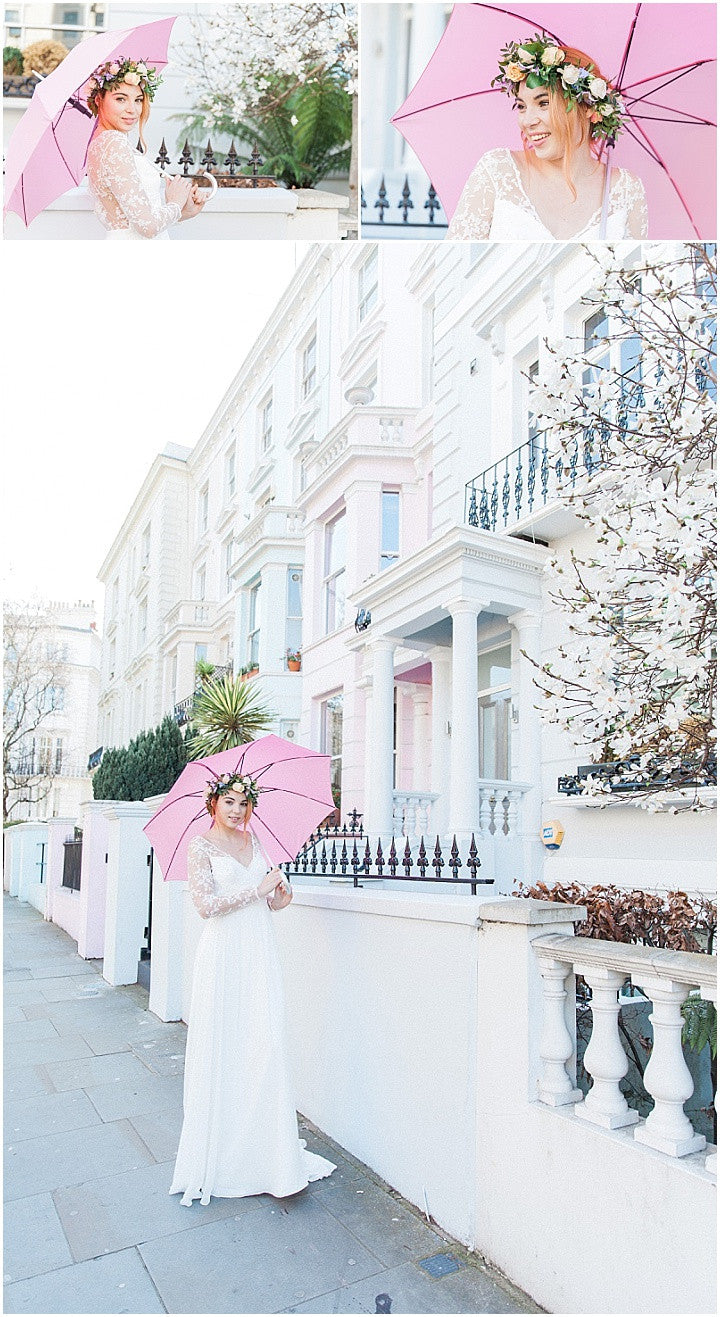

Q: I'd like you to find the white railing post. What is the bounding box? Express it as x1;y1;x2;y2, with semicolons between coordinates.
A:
633;975;706;1158
478;785;493;837
574;966;639;1129
537;955;583;1106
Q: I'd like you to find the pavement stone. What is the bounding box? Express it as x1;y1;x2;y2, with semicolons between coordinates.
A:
3;1192;74;1284
3;1247;166;1314
3;892;540;1316
4;1088;103;1144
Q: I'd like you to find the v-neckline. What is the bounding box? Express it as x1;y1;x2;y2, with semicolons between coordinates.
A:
506;149;614;241
203;833;255;870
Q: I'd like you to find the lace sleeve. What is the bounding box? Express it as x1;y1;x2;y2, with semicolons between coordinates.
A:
91;133;181;238
187;839;261;919
624;172;649;240
446;157;495;240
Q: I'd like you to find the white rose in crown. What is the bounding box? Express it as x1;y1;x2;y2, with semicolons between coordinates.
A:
599;103;614;117
560;65;581;86
517;47;535;63
136;64;148;75
588;76;608;99
124;71;141;84
541;46;565;67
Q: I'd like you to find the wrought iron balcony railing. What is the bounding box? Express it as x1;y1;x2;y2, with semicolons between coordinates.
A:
465;427;612;534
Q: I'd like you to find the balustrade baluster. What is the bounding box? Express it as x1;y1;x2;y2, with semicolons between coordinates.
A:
478;787;493;837
574;967;639;1129
633;976;706;1157
537;957;582;1106
506;789;522;836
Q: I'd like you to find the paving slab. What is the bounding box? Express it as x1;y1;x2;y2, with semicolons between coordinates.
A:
312;1174;450;1271
5;1033;95;1069
128;1106;185;1162
285;1258;539;1314
3;1192;74;1284
44;1048;156;1092
5;1119;155;1200
4;1088;103;1144
3;1247;166;1314
3;1063;56;1101
3;1005;28;1024
54;1159;261;1262
4;1016;61;1045
139;1191;386;1314
83;1070;184;1123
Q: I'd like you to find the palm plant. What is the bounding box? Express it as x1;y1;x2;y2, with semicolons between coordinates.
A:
181;71;351;189
187;673;275;758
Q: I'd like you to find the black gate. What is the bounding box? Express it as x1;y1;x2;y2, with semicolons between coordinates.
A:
137;849;153;990
61;836;82;891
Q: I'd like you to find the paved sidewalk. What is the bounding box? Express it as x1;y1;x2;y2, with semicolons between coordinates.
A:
4;894;540;1316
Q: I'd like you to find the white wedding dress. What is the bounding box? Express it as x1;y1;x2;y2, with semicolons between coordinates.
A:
169;832;336;1206
86;128;181;240
447;147;649;241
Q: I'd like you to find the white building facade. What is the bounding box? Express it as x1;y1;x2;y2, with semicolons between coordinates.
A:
97;240;716;894
6;599;101;822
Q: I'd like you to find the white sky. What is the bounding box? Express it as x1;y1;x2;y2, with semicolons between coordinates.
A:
2;241;303;615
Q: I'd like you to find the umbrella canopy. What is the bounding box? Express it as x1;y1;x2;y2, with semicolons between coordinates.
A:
392;2;717;238
4;15;177;227
143;735;335;882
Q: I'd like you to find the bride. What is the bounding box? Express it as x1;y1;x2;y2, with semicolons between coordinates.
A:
85;56;207;239
169;772;336;1206
447;36;648;241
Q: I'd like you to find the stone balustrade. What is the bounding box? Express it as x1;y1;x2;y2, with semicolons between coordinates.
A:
477;779;531;837
392;790;438;838
534;934;717;1172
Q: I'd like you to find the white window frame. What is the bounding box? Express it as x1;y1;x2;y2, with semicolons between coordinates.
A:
225;446;236;501
248;580;261;666
301;332;317;400
323;513;346;635
260;393;273;452
358;247;378;324
198;484;209;536
380;489;400;571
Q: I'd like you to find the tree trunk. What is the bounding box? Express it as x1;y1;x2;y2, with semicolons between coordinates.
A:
347;91;358;237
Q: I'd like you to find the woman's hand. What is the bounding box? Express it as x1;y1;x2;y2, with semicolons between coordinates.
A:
165;175;193;209
269;879;293;911
258;867;283;898
179;183;210;220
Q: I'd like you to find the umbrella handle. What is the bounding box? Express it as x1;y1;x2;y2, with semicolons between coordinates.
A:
168;169;218;204
599;142;614;240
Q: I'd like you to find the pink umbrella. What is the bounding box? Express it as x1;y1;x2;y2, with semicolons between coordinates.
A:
4;15;177;227
392;2;717;238
143;735;335;882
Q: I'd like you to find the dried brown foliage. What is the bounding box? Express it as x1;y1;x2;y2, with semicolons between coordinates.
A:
515;880;716;955
22;40;68;75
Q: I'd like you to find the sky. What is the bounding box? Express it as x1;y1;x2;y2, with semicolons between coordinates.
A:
2;241;304;615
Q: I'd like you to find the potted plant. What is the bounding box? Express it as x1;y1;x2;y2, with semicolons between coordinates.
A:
286;649;302;672
195;657;216;686
246;662;259;678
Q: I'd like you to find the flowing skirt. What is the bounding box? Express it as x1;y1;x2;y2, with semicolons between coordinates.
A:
169;898;335;1205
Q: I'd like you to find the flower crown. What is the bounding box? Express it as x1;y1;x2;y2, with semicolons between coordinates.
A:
85;56;162;114
492;34;625;144
204;772;259;814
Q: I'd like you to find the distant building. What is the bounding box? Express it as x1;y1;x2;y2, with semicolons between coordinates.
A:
5;600;101;822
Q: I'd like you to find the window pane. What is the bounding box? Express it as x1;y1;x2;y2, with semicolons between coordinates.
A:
325;514;346;575
381;491;399;558
477;644;511;693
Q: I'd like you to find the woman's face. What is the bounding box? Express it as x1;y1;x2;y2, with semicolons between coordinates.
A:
213;790;251;829
97;81;145;133
515;82;581;161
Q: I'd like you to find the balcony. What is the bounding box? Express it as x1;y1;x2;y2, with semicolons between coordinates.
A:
237;504;305;561
465;427;611;538
164;600;217;632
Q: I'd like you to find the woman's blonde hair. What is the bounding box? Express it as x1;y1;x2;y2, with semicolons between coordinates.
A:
519;46;607;199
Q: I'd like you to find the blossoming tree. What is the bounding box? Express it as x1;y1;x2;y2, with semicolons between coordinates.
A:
529;243;716;809
180;3;357;202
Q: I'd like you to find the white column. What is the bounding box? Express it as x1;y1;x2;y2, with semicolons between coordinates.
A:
633;975;706;1157
102;801;153;987
448;600;482;843
76;801;110;960
147;850;187;1022
363;639;395;840
574;966;639;1129
411;688;431;789
429;647;451;839
510;610;543;884
537;956;583;1106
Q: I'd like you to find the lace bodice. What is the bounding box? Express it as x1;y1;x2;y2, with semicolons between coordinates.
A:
187;833;270;919
86;129;181;238
447;147;649;241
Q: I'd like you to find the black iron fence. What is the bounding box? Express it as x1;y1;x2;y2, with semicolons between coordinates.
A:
61;833;82;891
283;812;491;893
361;177;447;233
152;139;274;187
